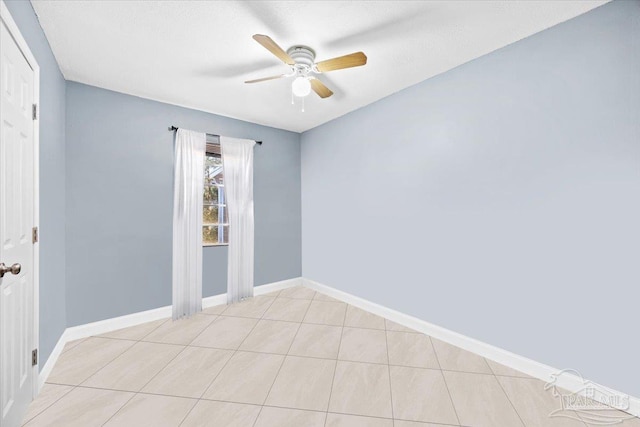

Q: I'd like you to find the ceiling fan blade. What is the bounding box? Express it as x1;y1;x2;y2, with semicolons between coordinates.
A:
315;52;367;73
244;74;286;84
310;78;333;98
252;34;295;66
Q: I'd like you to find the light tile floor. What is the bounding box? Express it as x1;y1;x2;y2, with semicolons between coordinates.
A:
23;287;639;427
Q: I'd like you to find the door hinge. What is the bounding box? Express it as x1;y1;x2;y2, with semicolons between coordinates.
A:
32;349;38;366
32;226;38;244
32;104;38;120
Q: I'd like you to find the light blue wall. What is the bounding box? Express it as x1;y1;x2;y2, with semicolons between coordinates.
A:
6;0;638;398
4;0;67;366
65;82;301;326
301;0;640;397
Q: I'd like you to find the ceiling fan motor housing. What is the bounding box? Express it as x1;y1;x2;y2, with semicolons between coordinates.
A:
287;46;316;75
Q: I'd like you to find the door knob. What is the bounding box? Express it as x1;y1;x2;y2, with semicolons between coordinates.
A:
0;263;21;278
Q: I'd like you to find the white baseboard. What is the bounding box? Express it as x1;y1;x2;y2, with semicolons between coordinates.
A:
302;278;640;418
38;329;70;391
253;277;303;297
201;293;227;309
63;305;172;343
38;277;301;389
201;277;302;309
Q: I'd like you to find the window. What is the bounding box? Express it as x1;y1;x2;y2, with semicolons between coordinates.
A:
203;141;228;245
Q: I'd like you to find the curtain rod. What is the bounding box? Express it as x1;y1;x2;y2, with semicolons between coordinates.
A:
168;126;262;145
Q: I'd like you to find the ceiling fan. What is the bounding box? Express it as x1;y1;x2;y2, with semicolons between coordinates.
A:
245;34;367;100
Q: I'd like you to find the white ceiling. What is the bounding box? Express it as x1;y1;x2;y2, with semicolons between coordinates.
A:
31;0;607;133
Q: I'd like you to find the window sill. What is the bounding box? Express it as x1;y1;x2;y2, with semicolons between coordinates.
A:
203;243;229;247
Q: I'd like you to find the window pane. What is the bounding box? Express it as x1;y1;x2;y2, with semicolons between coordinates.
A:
205;153;224;186
203;152;228;245
206;175;224;186
202;225;229;245
204;185;218;204
203;225;218;245
203;205;219;224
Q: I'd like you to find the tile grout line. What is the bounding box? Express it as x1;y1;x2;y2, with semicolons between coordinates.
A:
59;339;136;369
103;317;171;341
77;340;186;390
92;314;209;426
51;302;528;422
492;373;528;427
256;293;317;418
37;330;482;422
78;335;534;380
323;299;349;427
207;310;399;332
429;335;443;371
59;337;86;354
74;316;174;389
54;342;137;414
174;292;284;427
92;338;529;378
99;391;137;427
36;291;331;425
38;288;548;426
178;295;281;427
477;356;493;374
66;332;540;385
38;382;468;426
30;329;161;426
432;338;462;426
98;315;207;427
181;314;224;348
133;317;213;391
20;384;75;426
384;317;395;426
483;354;552;427
44;320;532;405
482;350;587;426
46;360;540;392
252;291;317;426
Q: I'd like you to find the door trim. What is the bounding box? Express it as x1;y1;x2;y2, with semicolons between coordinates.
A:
0;0;41;398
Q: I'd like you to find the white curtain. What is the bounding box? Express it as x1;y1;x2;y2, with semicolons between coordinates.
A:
172;129;206;319
221;137;256;304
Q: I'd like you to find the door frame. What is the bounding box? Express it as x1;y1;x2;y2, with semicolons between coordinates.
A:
0;0;41;398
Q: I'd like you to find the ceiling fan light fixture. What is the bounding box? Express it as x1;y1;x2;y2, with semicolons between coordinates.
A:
292;76;311;97
248;35;367;104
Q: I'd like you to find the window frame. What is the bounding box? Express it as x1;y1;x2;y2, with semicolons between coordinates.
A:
203;145;229;247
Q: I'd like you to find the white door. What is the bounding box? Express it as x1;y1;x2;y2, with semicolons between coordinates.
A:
0;15;36;427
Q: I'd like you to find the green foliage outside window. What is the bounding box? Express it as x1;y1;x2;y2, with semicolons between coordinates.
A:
203;152;228;245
